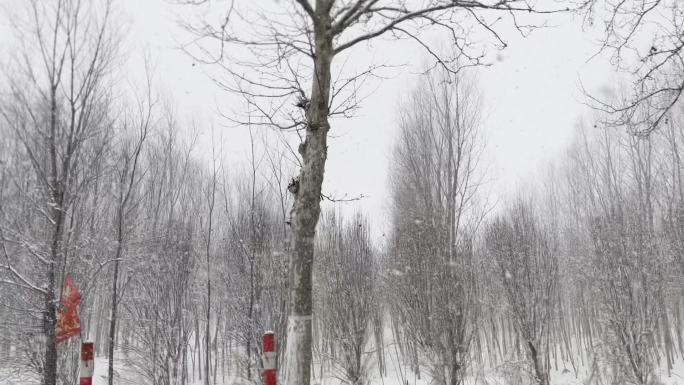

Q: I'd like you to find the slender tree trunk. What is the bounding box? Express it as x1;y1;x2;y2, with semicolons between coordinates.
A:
43;262;58;385
109;185;130;385
108;238;122;385
205;275;211;385
194;316;200;382
153;299;159;385
205;133;217;385
182;337;187;385
246;257;254;379
212;319;219;385
43;204;62;385
283;4;333;385
42;72;63;385
528;341;549;385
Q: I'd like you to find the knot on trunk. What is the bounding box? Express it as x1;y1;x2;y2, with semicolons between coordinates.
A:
287;177;300;195
295;96;310;111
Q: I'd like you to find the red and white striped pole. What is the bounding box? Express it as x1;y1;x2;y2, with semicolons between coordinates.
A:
79;341;94;385
262;331;276;385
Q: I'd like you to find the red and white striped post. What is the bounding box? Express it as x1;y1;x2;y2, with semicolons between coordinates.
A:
79;341;94;385
262;331;276;385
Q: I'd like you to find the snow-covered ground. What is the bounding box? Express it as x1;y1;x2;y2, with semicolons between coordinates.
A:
2;348;684;385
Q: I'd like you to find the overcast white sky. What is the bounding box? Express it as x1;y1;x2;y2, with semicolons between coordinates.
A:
2;1;621;238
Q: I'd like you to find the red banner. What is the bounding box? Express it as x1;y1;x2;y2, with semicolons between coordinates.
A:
56;276;82;344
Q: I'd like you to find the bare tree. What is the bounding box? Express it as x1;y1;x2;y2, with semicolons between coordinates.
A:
485;201;559;385
581;0;684;133
107;66;156;385
123;116;201;385
261;133;296;370
182;2;566;383
661;108;684;273
563;121;668;384
125;221;197;385
315;211;378;385
0;1;115;383
387;67;486;385
202;127;219;385
216;128;289;382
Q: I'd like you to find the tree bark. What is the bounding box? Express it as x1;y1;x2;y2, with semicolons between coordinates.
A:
43;80;64;385
43;259;58;385
108;238;122;385
283;3;333;385
528;341;549;385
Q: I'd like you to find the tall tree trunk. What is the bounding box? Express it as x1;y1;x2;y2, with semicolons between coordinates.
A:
205;275;211;385
528;341;549;385
108;240;122;385
283;3;333;385
43;73;63;385
43;262;58;385
44;204;62;385
108;193;127;385
246;257;254;380
205;133;217;385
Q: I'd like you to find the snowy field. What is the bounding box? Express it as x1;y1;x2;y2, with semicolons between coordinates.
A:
3;345;684;385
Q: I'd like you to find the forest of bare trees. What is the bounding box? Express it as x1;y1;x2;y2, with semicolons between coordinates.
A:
1;1;684;385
